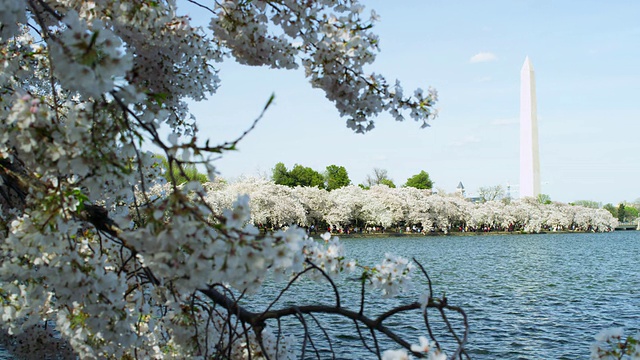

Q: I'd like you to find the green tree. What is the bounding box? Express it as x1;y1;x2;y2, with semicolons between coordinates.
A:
272;163;325;188
404;170;434;190
625;206;639;220
380;179;396;188
603;203;618;218
272;162;293;186
618;203;627;222
289;164;325;188
325;165;351;190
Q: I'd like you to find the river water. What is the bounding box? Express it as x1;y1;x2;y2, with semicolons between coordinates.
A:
250;231;640;359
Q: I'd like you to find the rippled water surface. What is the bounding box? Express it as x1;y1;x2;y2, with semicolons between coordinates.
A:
252;231;640;359
2;232;638;359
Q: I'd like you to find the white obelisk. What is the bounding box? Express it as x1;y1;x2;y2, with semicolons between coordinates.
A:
519;56;540;198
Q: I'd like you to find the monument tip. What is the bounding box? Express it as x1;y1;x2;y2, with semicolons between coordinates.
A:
522;56;533;71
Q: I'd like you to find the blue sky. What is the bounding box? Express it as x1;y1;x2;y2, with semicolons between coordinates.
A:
179;1;640;204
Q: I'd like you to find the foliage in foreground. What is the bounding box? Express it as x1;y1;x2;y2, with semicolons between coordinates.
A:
591;328;640;360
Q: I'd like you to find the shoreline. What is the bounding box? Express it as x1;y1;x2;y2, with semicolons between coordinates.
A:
314;229;604;239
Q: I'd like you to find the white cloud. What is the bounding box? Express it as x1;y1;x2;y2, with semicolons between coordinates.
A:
469;52;497;63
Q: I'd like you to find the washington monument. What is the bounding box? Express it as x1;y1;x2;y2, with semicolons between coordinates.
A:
519;57;540;198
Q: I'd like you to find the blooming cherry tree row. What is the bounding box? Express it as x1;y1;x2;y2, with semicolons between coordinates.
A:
201;179;618;234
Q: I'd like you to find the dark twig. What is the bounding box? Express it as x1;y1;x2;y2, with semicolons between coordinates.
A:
413;257;433;298
353;319;377;355
307;312;335;360
304;259;341;308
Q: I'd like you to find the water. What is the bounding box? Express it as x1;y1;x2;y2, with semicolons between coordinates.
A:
2;232;638;359
249;231;640;359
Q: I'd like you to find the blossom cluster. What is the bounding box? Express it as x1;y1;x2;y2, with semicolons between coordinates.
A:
382;336;446;360
302;231;357;279
48;10;133;98
591;328;640;359
366;253;414;298
208;0;438;132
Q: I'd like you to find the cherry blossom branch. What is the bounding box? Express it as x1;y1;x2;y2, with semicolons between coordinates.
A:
198;263;469;359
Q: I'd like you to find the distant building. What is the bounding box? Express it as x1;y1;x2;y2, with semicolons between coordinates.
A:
456;182;465;197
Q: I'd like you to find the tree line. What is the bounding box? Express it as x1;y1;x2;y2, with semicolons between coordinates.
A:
272;162;433;190
272;162;638;224
155;156;632;228
151;158;621;233
157;177;619;234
